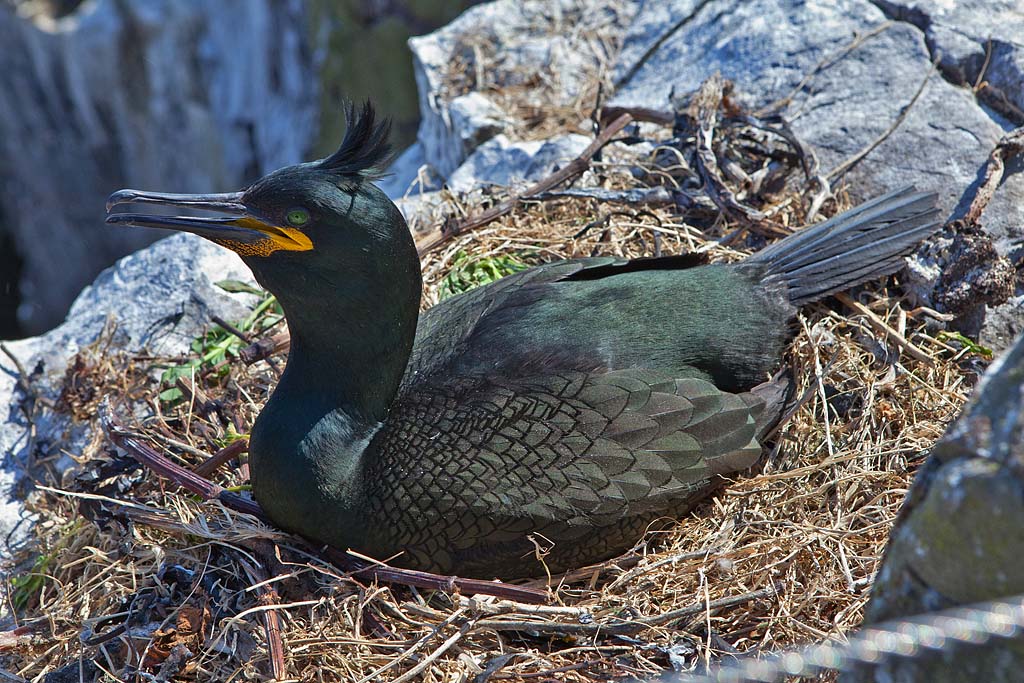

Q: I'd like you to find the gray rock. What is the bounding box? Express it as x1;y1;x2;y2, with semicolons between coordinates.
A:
379;93;508;200
408;0;637;178
393;190;449;236
0;234;256;552
408;2;509;179
841;329;1024;682
610;0;1024;347
449;92;509;154
379;142;445;200
389;134;590;234
445;136;543;194
0;0;320;335
873;0;1024;119
446;133;590;193
611;0;704;90
613;0;880;113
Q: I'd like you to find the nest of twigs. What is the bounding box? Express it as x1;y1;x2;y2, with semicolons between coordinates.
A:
1;38;987;683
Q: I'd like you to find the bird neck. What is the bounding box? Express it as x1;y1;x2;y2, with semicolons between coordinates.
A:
273;267;421;431
244;193;424;535
246;256;420;538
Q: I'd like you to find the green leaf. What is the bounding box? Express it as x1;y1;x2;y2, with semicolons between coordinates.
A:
241;293;282;330
937;331;993;358
159;388;184;403
215;279;263;295
158;290;282;401
438;251;531;301
11;553;52;611
214;426;248;448
160;360;201;385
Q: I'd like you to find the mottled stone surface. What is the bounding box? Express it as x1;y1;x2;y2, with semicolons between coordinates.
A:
446;134;590;193
408;0;636;178
611;0;1023;234
609;0;1024;349
873;0;1024;119
0;235;256;553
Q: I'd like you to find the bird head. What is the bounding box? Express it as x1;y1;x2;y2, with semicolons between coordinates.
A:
106;103;420;317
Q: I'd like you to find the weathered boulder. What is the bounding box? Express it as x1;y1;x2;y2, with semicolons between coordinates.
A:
0;235;256;551
841;329;1024;682
609;0;1023;233
379;142;442;200
874;0;1024;121
446;133;590;193
0;0;320;336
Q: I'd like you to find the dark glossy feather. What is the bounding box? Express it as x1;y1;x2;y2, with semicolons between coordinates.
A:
365;369;765;577
749;187;941;304
316;102;393;180
356;188;942;576
249;180;941;579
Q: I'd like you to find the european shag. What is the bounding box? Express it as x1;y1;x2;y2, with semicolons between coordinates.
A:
107;103;941;579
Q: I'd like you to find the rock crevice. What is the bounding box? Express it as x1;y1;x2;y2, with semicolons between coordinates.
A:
870;0;1024;125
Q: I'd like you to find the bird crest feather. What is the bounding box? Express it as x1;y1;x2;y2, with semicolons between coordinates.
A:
316;101;393;180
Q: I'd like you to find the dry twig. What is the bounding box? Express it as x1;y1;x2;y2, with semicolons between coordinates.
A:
688;77;767;225
834;293;934;365
237;558;288;681
192;439;248;479
964;126;1024;224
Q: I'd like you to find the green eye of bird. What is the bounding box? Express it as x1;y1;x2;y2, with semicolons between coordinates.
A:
286;208;310;226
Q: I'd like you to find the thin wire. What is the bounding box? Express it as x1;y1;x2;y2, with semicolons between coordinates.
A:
668;594;1024;683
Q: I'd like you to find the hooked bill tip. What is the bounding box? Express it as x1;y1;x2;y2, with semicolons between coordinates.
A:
106;189;138;213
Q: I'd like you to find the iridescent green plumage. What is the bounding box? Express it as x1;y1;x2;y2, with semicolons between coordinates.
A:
107;104;942;578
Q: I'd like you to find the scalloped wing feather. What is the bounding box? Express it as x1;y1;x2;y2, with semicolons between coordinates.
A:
364;367;770;576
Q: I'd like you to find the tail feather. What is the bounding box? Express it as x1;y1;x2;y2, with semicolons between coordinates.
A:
780;220;941;303
747;187;942;306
